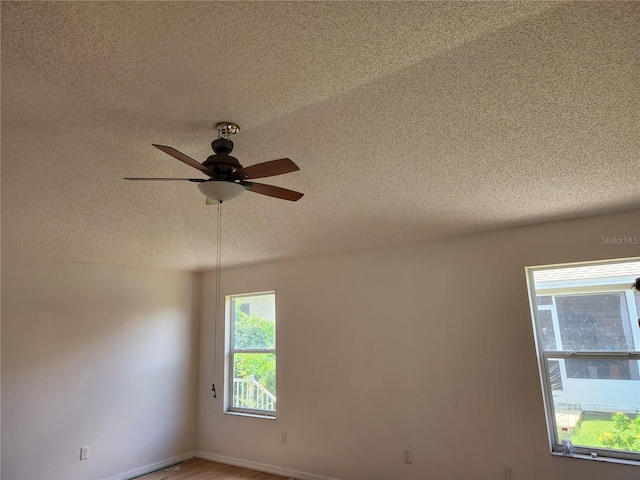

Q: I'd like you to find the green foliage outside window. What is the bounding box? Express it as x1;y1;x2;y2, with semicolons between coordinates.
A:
598;412;640;451
233;303;276;395
234;305;275;350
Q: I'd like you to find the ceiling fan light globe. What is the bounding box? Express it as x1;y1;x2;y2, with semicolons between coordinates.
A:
198;181;245;203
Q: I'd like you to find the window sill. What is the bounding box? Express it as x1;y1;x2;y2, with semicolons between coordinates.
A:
224;410;276;420
551;451;640;467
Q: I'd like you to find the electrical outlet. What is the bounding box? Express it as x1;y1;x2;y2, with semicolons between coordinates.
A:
404;449;413;465
504;465;514;480
80;446;89;461
281;431;287;444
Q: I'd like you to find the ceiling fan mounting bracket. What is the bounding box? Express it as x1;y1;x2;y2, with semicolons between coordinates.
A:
212;122;240;154
215;122;240;140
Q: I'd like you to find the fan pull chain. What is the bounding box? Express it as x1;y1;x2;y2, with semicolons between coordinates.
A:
212;202;223;399
217;202;222;307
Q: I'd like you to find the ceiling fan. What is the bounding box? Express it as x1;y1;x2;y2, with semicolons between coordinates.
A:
125;122;303;203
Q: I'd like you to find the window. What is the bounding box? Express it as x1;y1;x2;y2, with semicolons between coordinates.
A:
227;292;276;416
527;258;640;463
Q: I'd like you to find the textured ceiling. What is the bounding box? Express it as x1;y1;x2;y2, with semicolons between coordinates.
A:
2;1;639;270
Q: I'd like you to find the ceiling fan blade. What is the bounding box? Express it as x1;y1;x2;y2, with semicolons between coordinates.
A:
237;158;299;179
152;144;213;176
124;177;205;182
241;181;304;201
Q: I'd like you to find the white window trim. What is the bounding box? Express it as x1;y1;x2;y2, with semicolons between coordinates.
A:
526;258;640;465
224;291;277;419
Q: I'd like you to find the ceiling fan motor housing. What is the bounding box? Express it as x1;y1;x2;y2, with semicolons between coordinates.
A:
211;138;234;154
203;153;243;179
205;137;245;178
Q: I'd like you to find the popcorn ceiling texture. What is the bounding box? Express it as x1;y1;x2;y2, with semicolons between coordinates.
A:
1;2;638;270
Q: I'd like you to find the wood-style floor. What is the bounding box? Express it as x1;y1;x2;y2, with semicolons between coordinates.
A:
134;458;291;480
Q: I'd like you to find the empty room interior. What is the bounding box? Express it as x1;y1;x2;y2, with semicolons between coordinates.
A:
2;2;640;480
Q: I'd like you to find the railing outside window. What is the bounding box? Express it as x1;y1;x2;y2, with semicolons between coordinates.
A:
233;376;276;411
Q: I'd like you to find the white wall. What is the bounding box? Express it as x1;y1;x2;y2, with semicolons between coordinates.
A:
1;256;199;480
197;210;640;480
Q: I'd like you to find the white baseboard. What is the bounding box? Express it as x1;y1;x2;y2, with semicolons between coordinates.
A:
194;451;340;480
103;451;196;480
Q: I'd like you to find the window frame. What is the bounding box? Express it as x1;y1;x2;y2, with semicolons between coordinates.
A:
526;258;640;464
225;291;277;418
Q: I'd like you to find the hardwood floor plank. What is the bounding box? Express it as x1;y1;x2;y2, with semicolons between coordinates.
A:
132;458;290;480
247;473;275;480
161;459;213;480
187;460;236;479
223;466;265;480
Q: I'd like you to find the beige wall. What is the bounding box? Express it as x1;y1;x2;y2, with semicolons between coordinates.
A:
197;210;640;480
1;210;638;480
1;256;199;480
